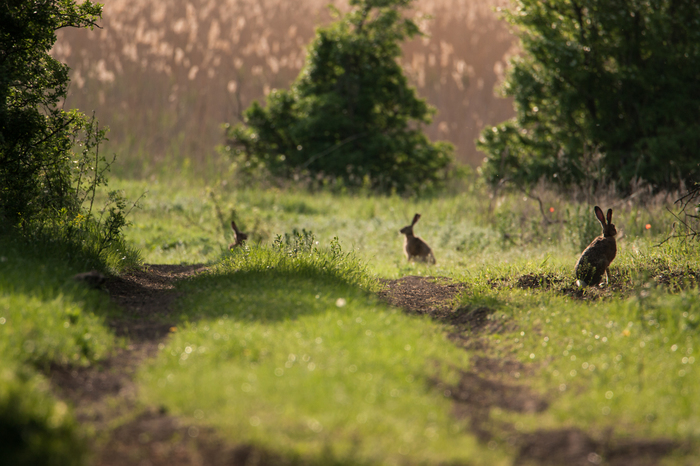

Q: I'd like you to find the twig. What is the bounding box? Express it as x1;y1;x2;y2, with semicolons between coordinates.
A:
512;182;565;225
658;183;700;245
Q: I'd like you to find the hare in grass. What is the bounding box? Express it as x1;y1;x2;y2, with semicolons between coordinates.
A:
575;206;617;287
228;221;248;249
400;213;436;264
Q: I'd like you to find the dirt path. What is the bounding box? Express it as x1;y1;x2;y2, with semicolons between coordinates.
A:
52;265;279;466
50;267;677;465
378;276;677;466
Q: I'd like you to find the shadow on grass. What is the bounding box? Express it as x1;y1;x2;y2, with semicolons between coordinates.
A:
171;266;379;324
0;228;135;320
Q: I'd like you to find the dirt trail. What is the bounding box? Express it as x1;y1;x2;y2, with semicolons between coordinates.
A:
51;265;276;466
378;275;678;466
50;267;677;465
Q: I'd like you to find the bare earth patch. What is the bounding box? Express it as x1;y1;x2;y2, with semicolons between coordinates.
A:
49;268;679;465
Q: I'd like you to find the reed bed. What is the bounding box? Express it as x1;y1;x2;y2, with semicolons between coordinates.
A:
53;0;516;177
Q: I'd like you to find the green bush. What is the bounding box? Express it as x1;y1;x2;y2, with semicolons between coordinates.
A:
0;1;138;265
0;0;104;222
223;0;453;194
477;0;700;192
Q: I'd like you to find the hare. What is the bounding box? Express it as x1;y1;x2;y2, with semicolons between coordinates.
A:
228;221;248;249
400;213;436;264
575;206;617;287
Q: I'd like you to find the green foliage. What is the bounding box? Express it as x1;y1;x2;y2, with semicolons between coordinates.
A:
478;0;700;192
223;0;453;194
0;1;139;265
0;0;103;222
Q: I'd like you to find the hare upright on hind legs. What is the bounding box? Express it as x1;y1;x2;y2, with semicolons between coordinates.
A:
400;214;436;264
228;221;248;249
575;206;617;287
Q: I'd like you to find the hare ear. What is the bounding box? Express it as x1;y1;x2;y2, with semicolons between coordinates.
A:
231;221;238;232
412;214;421;226
594;206;606;226
606;209;613;224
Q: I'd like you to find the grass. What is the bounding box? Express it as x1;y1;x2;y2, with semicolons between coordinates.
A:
5;173;699;464
108;176;674;277
454;239;700;462
0;230;129;370
139;242;506;464
116;175;700;463
0;223;137;466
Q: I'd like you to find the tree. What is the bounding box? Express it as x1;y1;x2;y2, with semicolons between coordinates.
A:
223;0;453;193
0;0;103;223
477;0;700;192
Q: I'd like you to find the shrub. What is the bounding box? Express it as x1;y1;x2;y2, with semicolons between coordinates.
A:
477;0;700;192
223;0;453;194
0;0;106;223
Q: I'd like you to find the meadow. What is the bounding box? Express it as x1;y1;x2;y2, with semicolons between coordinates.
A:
119;176;700;464
3;171;700;464
5;0;696;463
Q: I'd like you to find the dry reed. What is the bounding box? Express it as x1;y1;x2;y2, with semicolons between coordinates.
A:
53;0;516;176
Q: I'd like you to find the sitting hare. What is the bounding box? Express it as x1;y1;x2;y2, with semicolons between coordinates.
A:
400;214;436;264
228;221;248;249
575;206;617;287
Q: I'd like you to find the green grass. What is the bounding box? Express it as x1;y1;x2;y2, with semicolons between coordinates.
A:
0;360;86;466
0;232;123;369
7;174;695;464
455;239;700;459
519;289;700;438
120;176;700;463
0;227;132;466
109;177;673;278
138;243;506;464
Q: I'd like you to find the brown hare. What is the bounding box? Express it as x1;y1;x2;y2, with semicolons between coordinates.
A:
228;221;248;249
575;206;617;287
400;213;436;264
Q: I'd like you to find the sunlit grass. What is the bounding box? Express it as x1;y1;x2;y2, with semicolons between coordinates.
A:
118;175;700;462
0;230;123;465
457;240;700;461
477;287;700;448
139;243;506;464
110;177;673;280
0;234;120;369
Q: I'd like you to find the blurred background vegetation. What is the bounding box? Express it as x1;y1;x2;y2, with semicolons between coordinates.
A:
51;0;516;180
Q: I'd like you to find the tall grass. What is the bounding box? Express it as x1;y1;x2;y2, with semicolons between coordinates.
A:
53;0;515;178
